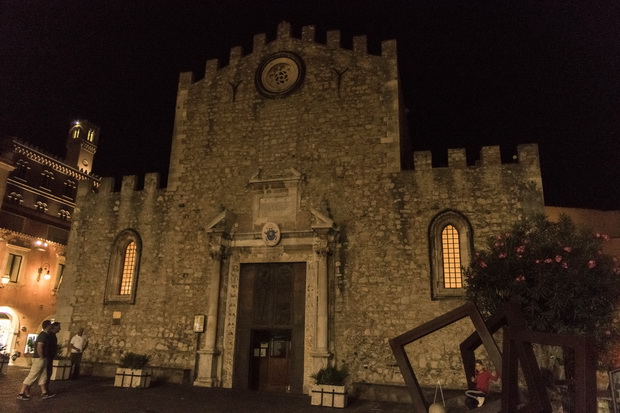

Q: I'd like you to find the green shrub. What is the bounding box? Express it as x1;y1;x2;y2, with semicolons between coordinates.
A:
311;364;349;386
119;352;150;369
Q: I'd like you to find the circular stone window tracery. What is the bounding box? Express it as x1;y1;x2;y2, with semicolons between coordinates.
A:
255;52;305;98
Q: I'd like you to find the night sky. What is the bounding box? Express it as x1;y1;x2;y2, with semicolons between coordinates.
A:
1;0;618;210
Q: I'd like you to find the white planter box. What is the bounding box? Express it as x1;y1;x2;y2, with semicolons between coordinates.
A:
310;384;348;408
50;359;72;380
114;367;152;388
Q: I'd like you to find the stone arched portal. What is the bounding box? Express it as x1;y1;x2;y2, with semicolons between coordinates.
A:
193;205;338;394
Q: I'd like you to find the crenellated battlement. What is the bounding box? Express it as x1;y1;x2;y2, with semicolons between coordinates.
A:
413;144;540;170
77;172;163;198
179;21;397;85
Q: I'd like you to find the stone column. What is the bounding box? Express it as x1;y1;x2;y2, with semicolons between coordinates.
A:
311;236;331;370
194;243;226;387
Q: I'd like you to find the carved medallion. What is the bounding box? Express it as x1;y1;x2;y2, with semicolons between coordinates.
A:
262;222;281;246
255;52;305;98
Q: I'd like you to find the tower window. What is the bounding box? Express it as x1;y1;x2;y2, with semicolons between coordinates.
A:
119;242;136;295
87;129;95;142
441;225;462;289
429;210;473;298
72;127;81;139
105;230;142;304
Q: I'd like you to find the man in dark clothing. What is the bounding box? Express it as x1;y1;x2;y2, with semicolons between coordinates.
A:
43;322;60;397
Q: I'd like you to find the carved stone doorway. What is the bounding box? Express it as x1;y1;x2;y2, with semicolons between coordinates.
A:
233;263;306;393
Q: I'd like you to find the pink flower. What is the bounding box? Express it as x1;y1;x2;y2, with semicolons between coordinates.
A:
497;235;502;240
505;233;512;238
516;245;526;253
555;255;563;263
535;259;541;264
498;253;506;259
563;246;572;253
544;258;552;264
588;260;596;269
562;262;568;269
494;242;501;248
480;261;487;268
597;233;610;241
606;330;612;336
515;275;526;282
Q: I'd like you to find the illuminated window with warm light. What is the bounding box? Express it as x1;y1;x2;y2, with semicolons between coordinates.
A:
105;230;141;304
119;242;136;295
72;127;81;139
429;210;472;298
441;225;462;288
87;129;95;142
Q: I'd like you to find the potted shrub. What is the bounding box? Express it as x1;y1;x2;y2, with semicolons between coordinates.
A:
310;364;349;408
50;345;72;380
114;352;152;388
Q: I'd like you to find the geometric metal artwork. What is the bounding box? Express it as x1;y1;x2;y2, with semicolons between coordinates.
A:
389;302;502;412
390;302;598;413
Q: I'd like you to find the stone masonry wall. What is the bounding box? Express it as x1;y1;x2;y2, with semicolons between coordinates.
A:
57;22;545;392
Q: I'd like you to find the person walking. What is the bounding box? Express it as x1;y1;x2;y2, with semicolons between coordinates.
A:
43;322;60;397
17;320;56;400
70;327;87;379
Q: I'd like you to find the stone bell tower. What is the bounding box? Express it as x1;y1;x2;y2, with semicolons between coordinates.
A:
65;119;99;174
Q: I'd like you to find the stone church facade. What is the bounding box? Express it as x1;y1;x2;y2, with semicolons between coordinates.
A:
56;22;544;396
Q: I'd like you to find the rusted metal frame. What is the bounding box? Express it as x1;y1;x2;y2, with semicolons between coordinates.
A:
389;302;501;412
509;330;597;413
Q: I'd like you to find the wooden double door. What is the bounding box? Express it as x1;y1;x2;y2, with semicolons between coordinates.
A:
234;263;306;393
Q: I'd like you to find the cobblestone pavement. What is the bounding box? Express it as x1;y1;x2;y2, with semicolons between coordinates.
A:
0;366;417;413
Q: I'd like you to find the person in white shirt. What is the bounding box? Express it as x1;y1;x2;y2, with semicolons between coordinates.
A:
69;328;87;379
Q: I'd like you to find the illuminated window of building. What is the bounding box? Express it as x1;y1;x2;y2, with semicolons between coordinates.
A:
429;210;472;298
87;129;95;142
119;242;136;295
72;127;81;139
15;160;29;180
105;229;141;304
40;170;54;189
4;253;23;283
8;192;23;204
441;225;462;288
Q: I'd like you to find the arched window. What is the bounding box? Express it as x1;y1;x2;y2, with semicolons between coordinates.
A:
15;160;29;180
105;230;141;304
63;180;77;199
8;192;23;204
40;170;54;189
429;210;473;298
